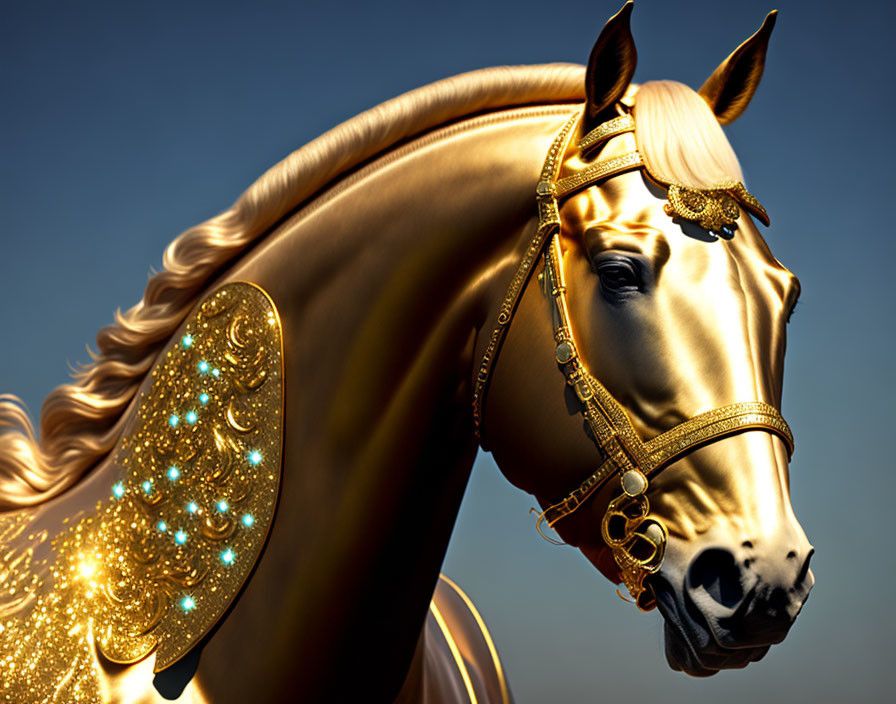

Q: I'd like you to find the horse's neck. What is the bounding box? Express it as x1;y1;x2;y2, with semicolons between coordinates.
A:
188;104;572;702
193;105;573;702
9;104;574;703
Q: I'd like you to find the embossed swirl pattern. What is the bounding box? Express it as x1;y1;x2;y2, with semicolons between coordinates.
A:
0;283;283;703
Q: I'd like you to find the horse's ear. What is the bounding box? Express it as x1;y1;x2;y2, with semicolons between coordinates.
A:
584;1;637;130
698;11;777;125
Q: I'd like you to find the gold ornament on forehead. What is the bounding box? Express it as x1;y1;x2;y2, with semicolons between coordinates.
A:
665;183;740;232
660;179;769;234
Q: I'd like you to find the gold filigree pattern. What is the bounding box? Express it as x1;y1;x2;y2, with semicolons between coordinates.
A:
0;282;284;702
553;151;644;200
664;183;741;232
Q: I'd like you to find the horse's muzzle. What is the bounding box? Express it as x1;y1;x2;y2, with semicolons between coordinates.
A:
651;543;814;675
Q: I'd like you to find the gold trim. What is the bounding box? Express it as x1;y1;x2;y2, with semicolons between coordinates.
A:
472;111;580;444
576;114;635;152
439;575;510;704
430;600;478;704
553;151;643;200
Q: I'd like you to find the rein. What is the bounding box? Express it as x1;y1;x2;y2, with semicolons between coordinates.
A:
472;109;793;610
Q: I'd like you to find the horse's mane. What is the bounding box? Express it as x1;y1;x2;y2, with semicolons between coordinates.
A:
633;80;743;188
0;64;743;511
0;63;588;510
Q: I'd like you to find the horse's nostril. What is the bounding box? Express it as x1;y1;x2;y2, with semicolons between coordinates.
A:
688;548;744;609
767;586;789;612
796;548;814;585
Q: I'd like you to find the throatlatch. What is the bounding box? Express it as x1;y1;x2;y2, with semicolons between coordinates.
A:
473;108;792;610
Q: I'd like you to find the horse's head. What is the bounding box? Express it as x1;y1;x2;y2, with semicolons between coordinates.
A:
478;3;813;676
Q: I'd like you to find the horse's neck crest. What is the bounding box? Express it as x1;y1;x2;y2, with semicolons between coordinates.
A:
0;282;284;700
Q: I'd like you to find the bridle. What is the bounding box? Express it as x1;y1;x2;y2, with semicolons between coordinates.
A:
471;108;794;611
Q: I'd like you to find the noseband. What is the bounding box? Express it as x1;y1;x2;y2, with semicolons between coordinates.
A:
472;110;793;610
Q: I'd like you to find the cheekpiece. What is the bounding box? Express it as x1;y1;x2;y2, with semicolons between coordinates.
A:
537;234;792;610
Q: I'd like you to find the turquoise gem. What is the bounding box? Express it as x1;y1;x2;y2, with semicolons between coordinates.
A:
198;393;209;405
167;466;180;481
211;368;220;378
187;501;198;514
241;513;255;527
221;549;235;565
112;482;125;499
248;450;262;466
142;480;153;494
157;521;168;533
174;530;188;545
185;411;198;424
198;361;210;373
169;414;179;428
180;595;196;612
216;500;229;513
181;334;193;348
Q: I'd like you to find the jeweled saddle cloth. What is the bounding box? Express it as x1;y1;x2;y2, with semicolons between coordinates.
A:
0;282;284;702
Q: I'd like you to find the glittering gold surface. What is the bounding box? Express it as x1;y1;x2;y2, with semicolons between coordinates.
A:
664;182;742;232
0;282;283;701
576;114;635;152
553;151;644;200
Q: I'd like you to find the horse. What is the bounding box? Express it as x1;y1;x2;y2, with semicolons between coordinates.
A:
0;3;814;702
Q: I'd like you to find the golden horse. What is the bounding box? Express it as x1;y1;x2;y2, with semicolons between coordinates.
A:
0;4;813;702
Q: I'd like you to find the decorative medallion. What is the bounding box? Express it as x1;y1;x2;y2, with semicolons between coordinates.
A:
0;281;284;702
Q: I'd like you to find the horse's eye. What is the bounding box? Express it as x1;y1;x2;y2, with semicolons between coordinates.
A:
597;259;640;295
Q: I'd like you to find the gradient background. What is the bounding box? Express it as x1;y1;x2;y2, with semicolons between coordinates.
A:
1;0;893;701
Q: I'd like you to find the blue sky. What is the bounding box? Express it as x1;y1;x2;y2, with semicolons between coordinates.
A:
2;1;894;700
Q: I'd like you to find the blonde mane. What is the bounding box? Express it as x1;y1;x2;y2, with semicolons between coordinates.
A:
0;70;746;511
0;64;587;510
633;80;744;188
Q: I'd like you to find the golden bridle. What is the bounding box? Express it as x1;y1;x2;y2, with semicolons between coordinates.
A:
472;110;793;610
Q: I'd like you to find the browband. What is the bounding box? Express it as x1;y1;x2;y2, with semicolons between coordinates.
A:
472;108;790;610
